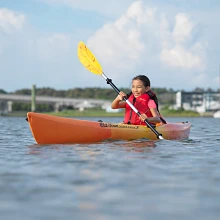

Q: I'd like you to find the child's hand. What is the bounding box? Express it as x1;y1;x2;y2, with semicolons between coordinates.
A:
139;114;148;122
117;91;126;101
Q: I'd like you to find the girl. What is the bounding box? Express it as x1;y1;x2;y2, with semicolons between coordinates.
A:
111;75;166;125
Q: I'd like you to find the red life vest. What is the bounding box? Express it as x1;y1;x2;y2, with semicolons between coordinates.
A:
124;93;153;125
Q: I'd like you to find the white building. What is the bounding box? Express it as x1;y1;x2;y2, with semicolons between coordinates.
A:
175;91;220;113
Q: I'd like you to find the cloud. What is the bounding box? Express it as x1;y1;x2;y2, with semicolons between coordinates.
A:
28;33;72;62
87;2;157;76
0;8;25;33
0;8;26;56
0;8;71;62
172;13;194;44
160;13;206;70
86;1;207;87
160;43;205;69
0;8;79;91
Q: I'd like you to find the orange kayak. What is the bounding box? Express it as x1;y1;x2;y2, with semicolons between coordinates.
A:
27;112;191;144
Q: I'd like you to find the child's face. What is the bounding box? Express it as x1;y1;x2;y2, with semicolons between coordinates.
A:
131;79;149;98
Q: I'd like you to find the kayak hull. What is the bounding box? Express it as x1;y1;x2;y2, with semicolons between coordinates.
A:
27;112;191;144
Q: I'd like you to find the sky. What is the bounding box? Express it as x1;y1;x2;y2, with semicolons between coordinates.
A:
0;0;220;92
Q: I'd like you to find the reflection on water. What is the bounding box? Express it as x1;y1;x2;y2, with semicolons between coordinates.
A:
27;139;157;155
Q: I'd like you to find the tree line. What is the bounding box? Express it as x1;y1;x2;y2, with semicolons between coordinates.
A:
0;86;219;107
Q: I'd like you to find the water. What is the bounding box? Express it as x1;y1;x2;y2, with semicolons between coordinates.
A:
0;115;220;220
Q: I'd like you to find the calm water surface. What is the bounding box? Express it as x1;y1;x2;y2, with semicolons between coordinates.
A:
0;116;220;220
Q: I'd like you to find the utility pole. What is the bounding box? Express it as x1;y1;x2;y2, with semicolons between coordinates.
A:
31;84;36;112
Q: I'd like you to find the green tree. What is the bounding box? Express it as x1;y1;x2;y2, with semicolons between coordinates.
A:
0;89;7;94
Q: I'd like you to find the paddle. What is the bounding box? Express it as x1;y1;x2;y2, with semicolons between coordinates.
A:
77;41;164;140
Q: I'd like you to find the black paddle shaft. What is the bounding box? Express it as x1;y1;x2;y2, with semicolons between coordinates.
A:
105;77;163;139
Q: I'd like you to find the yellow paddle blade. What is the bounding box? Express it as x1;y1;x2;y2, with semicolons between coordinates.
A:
78;41;103;75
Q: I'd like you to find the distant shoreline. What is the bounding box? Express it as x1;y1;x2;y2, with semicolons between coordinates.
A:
1;109;213;118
